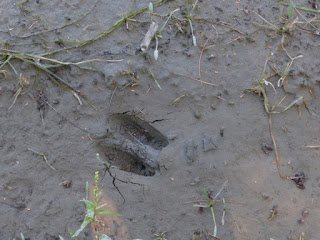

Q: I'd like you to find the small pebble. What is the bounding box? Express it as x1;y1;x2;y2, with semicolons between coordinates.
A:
167;133;178;140
302;209;309;218
60;180;72;188
194;110;201;119
261;192;269;200
185;140;198;165
220;128;224;137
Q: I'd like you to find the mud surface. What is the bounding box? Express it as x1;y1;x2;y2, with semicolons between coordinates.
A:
1;0;320;239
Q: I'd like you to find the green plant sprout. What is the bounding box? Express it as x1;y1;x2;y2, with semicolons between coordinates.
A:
27;148;56;170
153;8;180;60
70;171;119;239
149;69;162;90
221;198;226;226
194;181;228;238
277;35;303;88
253;11;300;34
186;0;199;46
247;51;305;114
149;2;154;22
154;231;167;240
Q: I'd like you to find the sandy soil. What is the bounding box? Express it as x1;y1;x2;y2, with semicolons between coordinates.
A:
1;0;320;239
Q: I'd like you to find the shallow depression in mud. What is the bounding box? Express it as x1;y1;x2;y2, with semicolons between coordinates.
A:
95;113;169;176
115;113;169;150
101;146;150;176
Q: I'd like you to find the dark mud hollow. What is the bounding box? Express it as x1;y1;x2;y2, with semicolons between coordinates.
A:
96;113;169;176
99;146;153;176
114;113;169;150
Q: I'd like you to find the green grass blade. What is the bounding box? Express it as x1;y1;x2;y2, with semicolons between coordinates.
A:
81;199;96;217
214;180;228;199
281;1;320;14
287;2;294;18
222;198;226;225
85;182;89;200
0;55;12;70
95;209;120;216
210;206;217;237
72;216;93;238
98;234;112;240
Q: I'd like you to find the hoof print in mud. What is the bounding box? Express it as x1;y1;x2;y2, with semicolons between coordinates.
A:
96;113;169;176
116;113;169;150
184;132;222;165
185;140;198;164
202;133;218;152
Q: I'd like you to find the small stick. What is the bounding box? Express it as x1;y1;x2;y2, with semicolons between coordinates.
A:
227;36;243;44
8;87;22;110
205;228;221;240
219;21;244;35
149;69;162;90
199;33;214;81
42;99;88;133
28;20;39;29
216;96;226;101
171;72;217;86
27;148;56;170
275;96;287;109
184;199;245;205
268;115;287;179
109;85;117;105
294;7;317;29
304;145;320;149
173;93;188;103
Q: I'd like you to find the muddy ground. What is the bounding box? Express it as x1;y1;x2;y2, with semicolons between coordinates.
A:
1;0;320;239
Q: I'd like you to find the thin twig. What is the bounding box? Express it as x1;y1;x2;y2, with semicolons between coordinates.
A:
170;72;217;86
304;145;320;149
27;148;56;170
109;85;117;105
42;99;88;133
8;88;22;110
268;114;287;179
199;33;213;81
184;199;245;205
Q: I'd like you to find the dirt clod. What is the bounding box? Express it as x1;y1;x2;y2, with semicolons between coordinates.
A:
292;172;306;189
